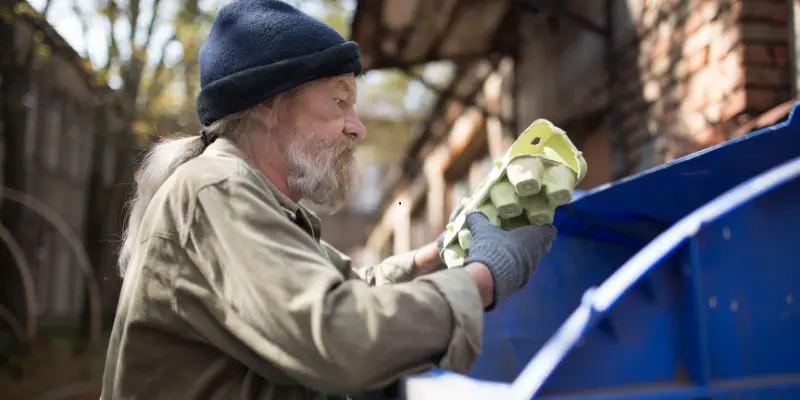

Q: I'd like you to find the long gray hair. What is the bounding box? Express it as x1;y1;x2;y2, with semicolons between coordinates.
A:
117;110;254;277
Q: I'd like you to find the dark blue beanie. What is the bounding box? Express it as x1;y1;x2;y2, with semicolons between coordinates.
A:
196;0;362;126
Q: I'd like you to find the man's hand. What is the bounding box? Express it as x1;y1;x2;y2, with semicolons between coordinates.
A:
413;197;471;279
433;196;469;258
411;241;445;279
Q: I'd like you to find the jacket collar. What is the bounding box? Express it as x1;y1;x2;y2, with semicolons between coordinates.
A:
206;138;323;240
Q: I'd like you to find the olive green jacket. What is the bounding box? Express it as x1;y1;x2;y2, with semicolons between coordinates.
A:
101;138;484;400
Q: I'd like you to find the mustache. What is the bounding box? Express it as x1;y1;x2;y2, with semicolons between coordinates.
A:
332;134;357;155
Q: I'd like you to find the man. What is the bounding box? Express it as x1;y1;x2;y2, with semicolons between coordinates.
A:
102;0;556;399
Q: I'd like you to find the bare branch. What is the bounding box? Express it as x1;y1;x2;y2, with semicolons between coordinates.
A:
140;0;162;52
41;0;53;17
102;0;120;76
70;0;90;57
142;31;176;111
128;0;140;48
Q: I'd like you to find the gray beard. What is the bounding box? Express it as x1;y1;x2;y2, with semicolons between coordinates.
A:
286;135;357;215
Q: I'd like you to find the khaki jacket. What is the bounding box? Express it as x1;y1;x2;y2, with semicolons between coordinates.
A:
101;138;484;400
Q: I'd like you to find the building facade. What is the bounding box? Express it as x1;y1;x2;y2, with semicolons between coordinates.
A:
1;1;133;349
349;0;799;263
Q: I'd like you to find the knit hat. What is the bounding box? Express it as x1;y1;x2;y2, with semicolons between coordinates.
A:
196;0;363;126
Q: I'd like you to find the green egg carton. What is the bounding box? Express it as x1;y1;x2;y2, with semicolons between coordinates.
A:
439;119;588;268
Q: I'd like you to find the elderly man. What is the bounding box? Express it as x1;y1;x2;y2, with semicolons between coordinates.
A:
102;0;556;399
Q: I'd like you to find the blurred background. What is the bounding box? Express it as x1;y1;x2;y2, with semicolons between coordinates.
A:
0;0;797;398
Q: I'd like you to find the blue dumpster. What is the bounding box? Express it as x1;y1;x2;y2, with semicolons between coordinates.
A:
405;102;800;399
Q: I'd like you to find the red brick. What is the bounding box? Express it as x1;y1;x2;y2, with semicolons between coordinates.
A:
687;1;723;35
687;46;710;73
694;125;726;148
672;57;690;81
741;43;773;65
642;4;658;27
649;35;671;60
709;24;741;61
669;81;689;103
774;45;789;66
740;22;790;43
703;102;722;123
683;23;714;57
619;78;645;105
706;81;729;104
686;72;709;108
744;66;790;87
746;88;779;110
689;0;711;11
650;55;672;77
658;109;678;127
719;49;744;85
721;87;748;121
625;125;653;150
684;8;707;35
683;109;708;134
650;93;669;113
736;0;789;24
617;46;640;69
619;111;645;135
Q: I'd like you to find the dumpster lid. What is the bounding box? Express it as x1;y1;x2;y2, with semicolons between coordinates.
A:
555;102;800;240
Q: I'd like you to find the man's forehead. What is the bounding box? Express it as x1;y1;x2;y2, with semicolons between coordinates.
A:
327;75;356;93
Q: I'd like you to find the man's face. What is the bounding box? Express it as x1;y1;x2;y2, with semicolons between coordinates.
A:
280;74;366;214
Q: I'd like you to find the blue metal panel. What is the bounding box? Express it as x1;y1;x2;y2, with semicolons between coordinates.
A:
691;180;800;380
455;102;800;399
469;235;641;384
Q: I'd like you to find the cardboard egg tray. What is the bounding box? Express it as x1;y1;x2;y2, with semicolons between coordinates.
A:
439;119;588;268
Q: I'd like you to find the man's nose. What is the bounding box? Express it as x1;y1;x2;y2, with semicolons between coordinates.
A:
345;110;367;140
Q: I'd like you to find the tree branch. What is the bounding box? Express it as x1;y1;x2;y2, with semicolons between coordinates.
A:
142;31;176;111
41;0;53;17
102;0;119;77
70;0;90;57
128;0;140;48
141;0;162;52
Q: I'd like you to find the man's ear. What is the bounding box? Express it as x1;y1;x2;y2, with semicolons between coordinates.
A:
252;100;280;131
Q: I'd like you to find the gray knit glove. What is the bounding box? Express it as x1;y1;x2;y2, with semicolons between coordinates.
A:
463;211;556;309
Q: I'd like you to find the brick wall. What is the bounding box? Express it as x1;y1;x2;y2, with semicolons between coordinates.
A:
613;0;793;177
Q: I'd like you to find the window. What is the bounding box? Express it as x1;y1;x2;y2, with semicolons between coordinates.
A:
51;242;73;318
102;137;117;186
23;82;39;161
67;107;82;178
70;257;85;319
79;116;95;180
34;229;53;316
46;94;62;170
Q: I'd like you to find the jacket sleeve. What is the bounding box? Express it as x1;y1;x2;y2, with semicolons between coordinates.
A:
319;240;419;286
173;178;484;395
351;251;418;286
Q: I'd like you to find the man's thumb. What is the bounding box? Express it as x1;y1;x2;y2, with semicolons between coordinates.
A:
464;210;492;232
